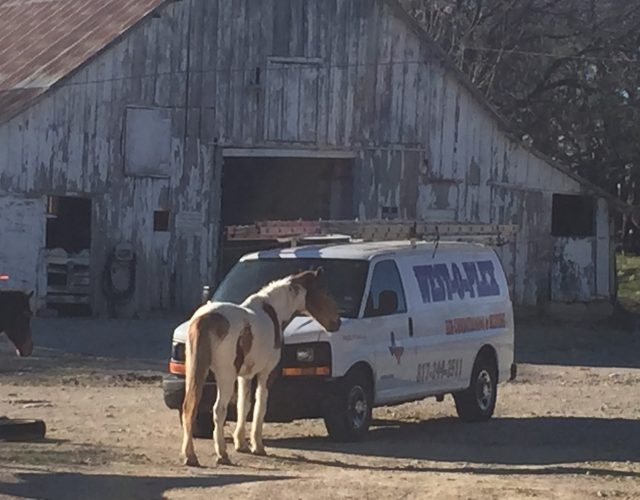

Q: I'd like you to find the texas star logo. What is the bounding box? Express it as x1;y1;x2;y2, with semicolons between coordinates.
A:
388;331;404;364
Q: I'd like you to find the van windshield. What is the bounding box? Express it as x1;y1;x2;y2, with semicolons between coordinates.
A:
212;258;369;318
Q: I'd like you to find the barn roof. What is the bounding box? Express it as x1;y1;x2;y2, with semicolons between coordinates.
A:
0;0;165;123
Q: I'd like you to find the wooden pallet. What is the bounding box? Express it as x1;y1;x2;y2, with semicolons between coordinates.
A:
45;249;91;305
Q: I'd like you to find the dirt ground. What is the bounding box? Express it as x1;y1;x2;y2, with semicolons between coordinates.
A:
1;314;639;499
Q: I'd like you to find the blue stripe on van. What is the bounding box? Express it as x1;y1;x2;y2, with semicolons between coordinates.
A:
413;260;500;303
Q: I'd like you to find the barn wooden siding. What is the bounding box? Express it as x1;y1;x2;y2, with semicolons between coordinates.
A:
0;0;611;313
188;0;610;304
0;1;217;313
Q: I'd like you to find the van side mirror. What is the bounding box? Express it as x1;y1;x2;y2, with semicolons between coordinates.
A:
202;285;212;304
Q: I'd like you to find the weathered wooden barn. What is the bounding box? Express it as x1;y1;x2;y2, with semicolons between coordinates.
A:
0;0;616;316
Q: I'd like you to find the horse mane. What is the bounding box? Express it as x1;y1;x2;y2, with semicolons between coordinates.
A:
253;276;293;298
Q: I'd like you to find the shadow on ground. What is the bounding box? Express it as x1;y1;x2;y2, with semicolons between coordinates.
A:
0;471;289;500
3;311;639;371
0;345;162;380
269;416;640;470
29;316;183;361
515;316;640;368
0;315;185;378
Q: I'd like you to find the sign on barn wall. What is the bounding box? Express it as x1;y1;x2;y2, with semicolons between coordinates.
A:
0;196;45;300
175;211;204;236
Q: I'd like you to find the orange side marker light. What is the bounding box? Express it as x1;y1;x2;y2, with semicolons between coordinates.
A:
169;361;185;375
282;366;330;377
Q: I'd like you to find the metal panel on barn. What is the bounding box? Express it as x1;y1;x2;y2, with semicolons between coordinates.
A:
0;196;46;303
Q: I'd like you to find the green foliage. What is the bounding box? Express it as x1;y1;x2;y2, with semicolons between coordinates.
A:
616;253;640;311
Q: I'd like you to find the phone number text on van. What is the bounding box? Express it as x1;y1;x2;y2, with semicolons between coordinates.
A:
416;358;463;383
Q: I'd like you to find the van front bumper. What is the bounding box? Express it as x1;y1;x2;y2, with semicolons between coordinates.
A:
163;374;218;412
162;373;335;422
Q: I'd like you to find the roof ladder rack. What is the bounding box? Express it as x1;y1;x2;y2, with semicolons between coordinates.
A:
226;220;518;247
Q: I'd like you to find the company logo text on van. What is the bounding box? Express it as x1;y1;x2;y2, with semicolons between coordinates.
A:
413;260;500;303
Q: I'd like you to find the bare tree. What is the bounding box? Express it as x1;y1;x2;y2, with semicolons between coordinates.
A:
402;0;640;219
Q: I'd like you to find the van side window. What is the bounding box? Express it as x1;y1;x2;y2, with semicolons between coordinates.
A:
364;260;407;317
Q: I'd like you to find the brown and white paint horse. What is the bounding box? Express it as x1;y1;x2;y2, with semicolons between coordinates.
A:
181;269;341;466
0;291;33;357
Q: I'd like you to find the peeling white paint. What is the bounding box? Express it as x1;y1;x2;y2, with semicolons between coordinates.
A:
551;238;596;302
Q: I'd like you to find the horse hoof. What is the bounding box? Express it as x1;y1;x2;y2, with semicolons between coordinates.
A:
216;455;232;466
251;448;267;456
235;443;251;454
183;456;200;467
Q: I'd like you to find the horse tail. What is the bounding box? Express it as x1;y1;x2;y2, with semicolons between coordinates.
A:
182;314;213;440
182;312;230;444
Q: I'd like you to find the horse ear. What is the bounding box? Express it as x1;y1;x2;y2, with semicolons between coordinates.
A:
314;267;329;289
292;270;313;289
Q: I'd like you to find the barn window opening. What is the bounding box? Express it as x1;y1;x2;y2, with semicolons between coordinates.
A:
154;210;170;232
551;194;595;237
45;195;92;316
46;196;91;252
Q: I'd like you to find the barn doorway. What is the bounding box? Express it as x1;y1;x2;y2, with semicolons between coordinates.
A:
45;195;92;316
220;155;354;278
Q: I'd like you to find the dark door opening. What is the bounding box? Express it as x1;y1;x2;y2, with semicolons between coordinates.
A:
550;193;597;302
45;195;92;316
219;156;354;278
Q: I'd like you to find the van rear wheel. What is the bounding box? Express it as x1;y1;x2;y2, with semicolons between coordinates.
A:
453;354;497;422
323;369;372;441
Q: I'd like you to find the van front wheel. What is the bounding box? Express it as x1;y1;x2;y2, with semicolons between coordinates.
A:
453;355;497;422
323;370;372;441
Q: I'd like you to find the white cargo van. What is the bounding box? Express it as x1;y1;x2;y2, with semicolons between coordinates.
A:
163;239;515;441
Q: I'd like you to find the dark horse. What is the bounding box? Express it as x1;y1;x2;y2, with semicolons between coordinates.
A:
0;291;33;356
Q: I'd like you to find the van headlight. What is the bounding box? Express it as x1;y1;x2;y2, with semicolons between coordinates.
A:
282;342;331;367
282;342;332;377
296;347;315;363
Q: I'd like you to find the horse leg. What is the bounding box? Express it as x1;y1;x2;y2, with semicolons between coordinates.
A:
250;371;269;456
233;376;251;453
213;370;236;465
180;321;211;467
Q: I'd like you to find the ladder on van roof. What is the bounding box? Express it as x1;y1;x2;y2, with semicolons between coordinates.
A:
225;220;518;247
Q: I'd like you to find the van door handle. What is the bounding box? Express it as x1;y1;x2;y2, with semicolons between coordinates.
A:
408;317;414;337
